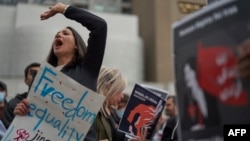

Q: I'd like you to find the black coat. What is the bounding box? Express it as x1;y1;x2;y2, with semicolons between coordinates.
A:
3;5;107;141
3;92;28;129
162;116;178;141
60;6;107;141
62;5;107;92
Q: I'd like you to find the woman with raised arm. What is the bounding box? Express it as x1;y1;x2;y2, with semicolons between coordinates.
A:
13;2;107;141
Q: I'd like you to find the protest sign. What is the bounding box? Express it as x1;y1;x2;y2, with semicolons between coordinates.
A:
207;0;222;5
173;0;250;140
118;84;167;140
140;84;168;100
2;61;105;141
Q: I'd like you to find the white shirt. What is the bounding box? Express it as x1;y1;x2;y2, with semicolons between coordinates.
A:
55;64;65;71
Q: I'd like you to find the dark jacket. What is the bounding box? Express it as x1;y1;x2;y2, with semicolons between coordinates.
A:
2;92;28;129
4;5;107;141
62;5;107;141
162;116;178;141
62;5;107;92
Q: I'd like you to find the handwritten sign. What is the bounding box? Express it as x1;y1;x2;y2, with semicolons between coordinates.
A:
2;61;105;141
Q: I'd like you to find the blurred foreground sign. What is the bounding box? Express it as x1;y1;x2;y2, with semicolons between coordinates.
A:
173;0;250;140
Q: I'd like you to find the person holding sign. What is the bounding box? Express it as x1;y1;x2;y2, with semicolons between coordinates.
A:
237;38;250;78
3;62;40;129
95;66;127;141
95;67;147;141
13;2;107;141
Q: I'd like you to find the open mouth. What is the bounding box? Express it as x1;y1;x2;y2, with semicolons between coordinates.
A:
55;39;63;47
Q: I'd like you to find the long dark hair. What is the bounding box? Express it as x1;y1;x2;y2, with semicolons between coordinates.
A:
47;26;87;68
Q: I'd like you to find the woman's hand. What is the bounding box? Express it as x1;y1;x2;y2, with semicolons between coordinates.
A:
128;127;148;141
237;39;250;78
14;99;30;116
40;2;67;20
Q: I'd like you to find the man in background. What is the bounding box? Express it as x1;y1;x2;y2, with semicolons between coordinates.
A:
2;62;40;129
153;95;178;141
0;81;8;120
161;95;178;141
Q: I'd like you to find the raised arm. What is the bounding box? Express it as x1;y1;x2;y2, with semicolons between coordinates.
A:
41;3;107;75
64;6;107;75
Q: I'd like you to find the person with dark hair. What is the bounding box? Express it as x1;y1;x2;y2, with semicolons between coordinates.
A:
0;81;8;119
2;62;40;129
0;81;7;141
0;81;7;98
161;95;179;141
24;62;41;89
13;2;107;141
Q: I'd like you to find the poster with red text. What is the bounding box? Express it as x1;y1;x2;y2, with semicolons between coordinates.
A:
173;0;250;140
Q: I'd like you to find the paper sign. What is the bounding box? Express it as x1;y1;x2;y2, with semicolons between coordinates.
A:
2;61;105;141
